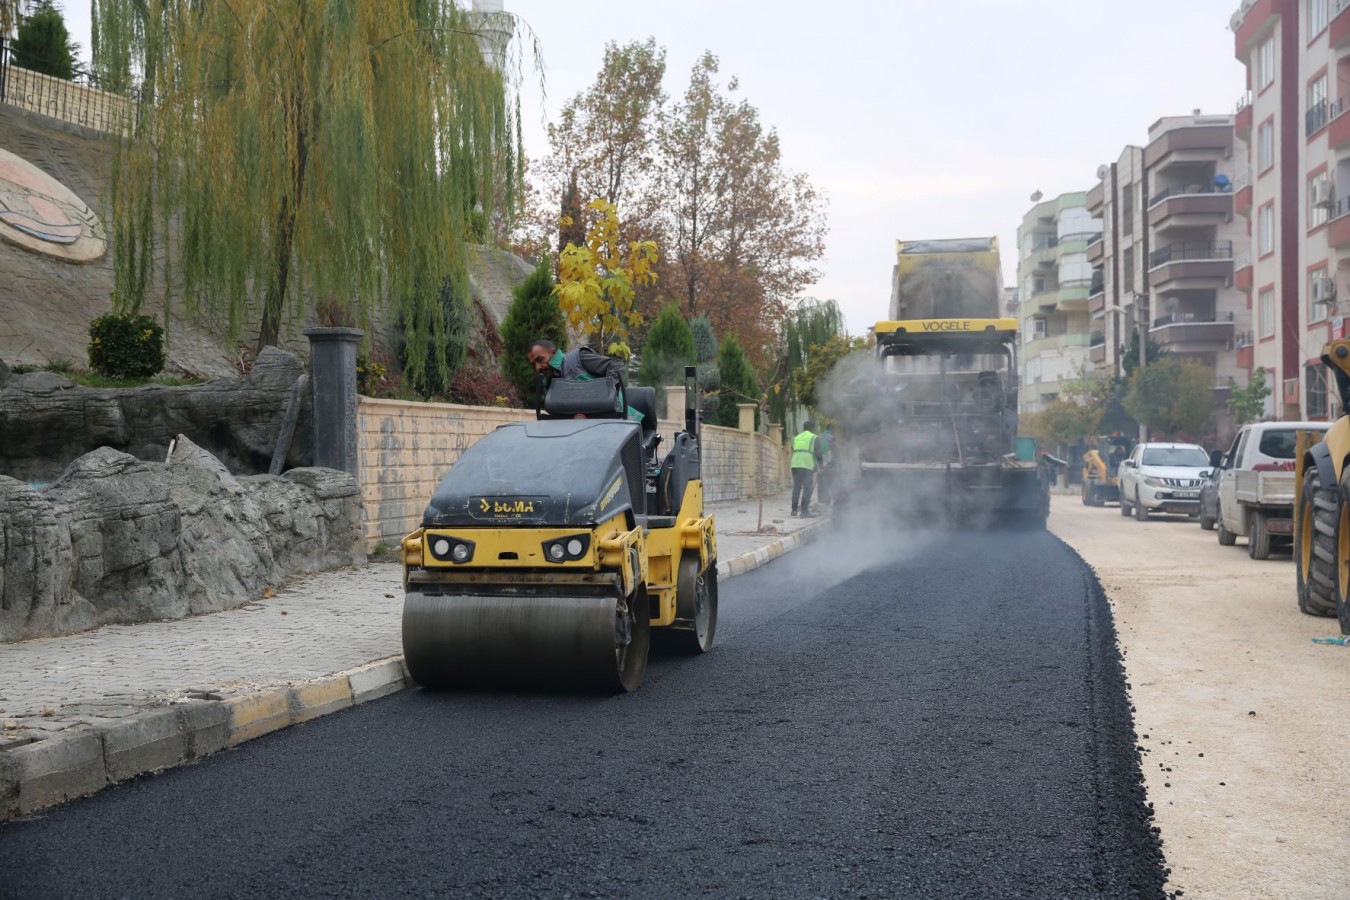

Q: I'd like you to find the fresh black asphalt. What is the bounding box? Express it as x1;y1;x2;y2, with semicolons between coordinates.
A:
0;525;1167;899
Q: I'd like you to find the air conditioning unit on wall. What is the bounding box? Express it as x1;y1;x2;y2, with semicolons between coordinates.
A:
1314;179;1336;208
1313;274;1337;304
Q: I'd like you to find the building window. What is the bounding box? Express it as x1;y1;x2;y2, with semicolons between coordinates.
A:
1309;171;1332;227
1032;318;1047;340
1259;288;1276;338
1308;74;1329;134
1306;363;1329;419
1123;247;1134;293
1257;37;1275;91
1258;120;1275;171
1121;184;1134;235
1309;0;1329;38
1259;203;1275;256
1310;266;1332;321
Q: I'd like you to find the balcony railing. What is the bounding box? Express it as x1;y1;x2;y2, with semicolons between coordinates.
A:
1089;272;1104;295
1336;0;1350;17
1152;311;1236;327
1027;235;1060;252
1235;330;1255;348
1148;183;1234;207
1149;240;1234;267
1308;100;1330;136
1086;233;1102;247
1236;90;1252;113
1333;196;1350;221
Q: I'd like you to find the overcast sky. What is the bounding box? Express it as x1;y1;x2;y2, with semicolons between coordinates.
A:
63;0;1247;337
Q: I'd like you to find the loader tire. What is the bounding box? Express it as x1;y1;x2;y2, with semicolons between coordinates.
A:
1248;511;1272;560
1296;467;1338;618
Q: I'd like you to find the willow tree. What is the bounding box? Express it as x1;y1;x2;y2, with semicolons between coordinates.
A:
92;0;527;385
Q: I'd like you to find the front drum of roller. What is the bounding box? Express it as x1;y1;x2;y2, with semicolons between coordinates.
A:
402;589;650;693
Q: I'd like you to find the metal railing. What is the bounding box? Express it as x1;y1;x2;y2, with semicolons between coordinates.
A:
1308;99;1330;136
1089;272;1104;295
1332;195;1350;221
1147;183;1234;207
1235;330;1255;348
1149;240;1234;267
1027;235;1060;252
1235;90;1252;113
1152;311;1236;327
1086;233;1103;247
1335;0;1350;19
0;38;138;135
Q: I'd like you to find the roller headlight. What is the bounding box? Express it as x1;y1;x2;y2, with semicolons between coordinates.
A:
427;535;475;564
542;534;591;563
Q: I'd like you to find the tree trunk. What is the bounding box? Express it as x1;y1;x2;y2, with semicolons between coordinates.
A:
257;99;309;351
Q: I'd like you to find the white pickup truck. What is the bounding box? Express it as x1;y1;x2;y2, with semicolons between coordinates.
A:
1214;421;1331;559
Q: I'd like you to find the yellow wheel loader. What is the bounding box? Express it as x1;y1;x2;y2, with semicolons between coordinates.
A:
400;367;718;692
1293;338;1350;634
1080;434;1134;507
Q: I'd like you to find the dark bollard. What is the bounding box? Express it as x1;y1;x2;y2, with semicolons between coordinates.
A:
303;327;363;477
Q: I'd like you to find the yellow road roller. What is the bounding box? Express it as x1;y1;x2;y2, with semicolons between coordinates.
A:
400;366;717;692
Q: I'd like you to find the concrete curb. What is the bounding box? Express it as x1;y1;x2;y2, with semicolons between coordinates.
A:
1;523;827;821
0;657;412;821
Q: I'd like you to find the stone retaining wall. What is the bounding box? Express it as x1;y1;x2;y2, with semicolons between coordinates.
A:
356;397;790;548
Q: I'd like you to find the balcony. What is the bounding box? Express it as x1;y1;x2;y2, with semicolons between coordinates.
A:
1088;268;1104;296
1329;94;1350;149
1235;330;1256;369
1030;284;1092;314
1147;186;1234;232
1086;233;1104;264
1087;182;1105;215
1333;0;1350;48
1024;234;1059;269
1148;240;1235;289
1235;252;1253;292
1089;332;1107;364
1329;196;1350;247
1144;125;1234;175
1149;311;1236;351
1235;92;1253;139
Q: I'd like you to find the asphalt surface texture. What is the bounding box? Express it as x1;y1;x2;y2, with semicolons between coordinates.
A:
0;521;1166;899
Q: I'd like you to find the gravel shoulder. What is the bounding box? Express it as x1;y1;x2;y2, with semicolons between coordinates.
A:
1050;493;1350;899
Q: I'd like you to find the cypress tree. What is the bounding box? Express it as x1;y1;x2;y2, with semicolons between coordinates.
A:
713;334;759;429
639;303;696;415
500;258;567;406
12;2;77;80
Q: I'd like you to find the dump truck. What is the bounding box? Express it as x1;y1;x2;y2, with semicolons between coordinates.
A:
890;237;1003;321
1294;339;1350;634
1081;433;1135;506
399;367;717;692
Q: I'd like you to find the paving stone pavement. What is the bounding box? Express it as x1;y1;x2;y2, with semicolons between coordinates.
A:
0;491;827;735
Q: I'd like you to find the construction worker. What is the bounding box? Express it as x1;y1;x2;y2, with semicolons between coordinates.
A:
791;419;822;517
527;339;642;422
815;423;835;505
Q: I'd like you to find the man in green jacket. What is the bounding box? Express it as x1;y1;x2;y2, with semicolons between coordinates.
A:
790;420;822;517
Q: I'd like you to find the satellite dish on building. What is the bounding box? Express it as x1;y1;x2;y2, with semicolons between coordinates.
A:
1096;164;1109;180
1030;190;1043;202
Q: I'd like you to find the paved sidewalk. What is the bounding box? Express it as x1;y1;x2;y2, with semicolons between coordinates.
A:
0;491;829;818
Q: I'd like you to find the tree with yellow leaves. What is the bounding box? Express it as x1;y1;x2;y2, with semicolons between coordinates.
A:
554;198;658;359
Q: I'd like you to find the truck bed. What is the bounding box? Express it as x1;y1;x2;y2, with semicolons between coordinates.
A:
1234;469;1296;507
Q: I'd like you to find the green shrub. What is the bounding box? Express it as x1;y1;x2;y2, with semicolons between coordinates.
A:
89;312;166;378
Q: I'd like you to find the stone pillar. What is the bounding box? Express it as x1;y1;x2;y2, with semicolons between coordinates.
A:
664;385;687;423
767;423;783;446
737;403;756;433
304;327;363;477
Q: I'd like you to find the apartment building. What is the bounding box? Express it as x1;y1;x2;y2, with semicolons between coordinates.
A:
1231;0;1348;420
1085;114;1251;418
1015;192;1102;412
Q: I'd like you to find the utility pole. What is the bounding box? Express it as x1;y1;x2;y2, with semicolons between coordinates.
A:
1137;292;1148;443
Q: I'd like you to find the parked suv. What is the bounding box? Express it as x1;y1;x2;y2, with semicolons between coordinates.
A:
1118;442;1211;521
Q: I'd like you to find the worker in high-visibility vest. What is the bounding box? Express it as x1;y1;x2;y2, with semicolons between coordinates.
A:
790;420;822;517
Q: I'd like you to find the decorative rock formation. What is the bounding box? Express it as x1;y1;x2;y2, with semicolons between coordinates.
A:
0;347;313;483
0;438;363;642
